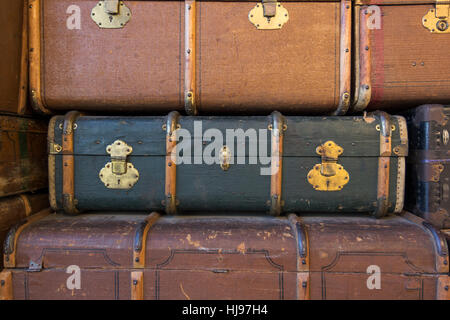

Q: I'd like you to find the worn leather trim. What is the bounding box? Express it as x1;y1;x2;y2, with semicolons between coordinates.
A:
3;208;51;268
62;111;80;215
401;211;449;274
394;157;405;213
288;214;310;300
17;0;29;114
133;212;160;268
18;194;32;217
48;116;57;211
28;0;52;115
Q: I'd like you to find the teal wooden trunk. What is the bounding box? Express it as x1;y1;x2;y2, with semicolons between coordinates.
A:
48;111;407;217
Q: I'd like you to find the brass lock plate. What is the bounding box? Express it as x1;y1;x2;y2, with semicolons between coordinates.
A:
99;140;139;189
249;2;289;30
423;7;450;33
91;1;131;29
307;141;349;191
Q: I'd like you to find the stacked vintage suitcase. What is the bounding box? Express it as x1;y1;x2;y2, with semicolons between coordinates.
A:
0;0;450;300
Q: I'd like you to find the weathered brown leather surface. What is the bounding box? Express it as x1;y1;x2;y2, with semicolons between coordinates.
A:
302;214;447;299
5;213;448;300
41;0;184;112
144;216;298;299
365;4;450;110
0;116;48;197
0;193;49;269
38;0;341;114
196;1;340;114
0;0;27;114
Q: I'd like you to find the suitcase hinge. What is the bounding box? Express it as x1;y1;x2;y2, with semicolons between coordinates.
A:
91;0;131;29
248;0;289;30
99;140;139;189
307;141;350;191
422;1;450;33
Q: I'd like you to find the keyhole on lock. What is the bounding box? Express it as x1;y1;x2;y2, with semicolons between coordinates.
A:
437;20;449;32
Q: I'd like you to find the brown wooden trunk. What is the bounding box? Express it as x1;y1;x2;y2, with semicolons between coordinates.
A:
0;0;29;114
0;115;48;197
1;212;448;300
352;0;450;113
0;192;49;269
29;0;351;115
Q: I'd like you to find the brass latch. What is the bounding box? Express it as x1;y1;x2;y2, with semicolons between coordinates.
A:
219;146;231;171
91;0;131;29
423;0;450;33
99;140;139;189
307;141;349;191
49;143;62;154
249;0;289;30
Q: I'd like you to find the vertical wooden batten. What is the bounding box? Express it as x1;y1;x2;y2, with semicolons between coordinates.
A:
0;271;12;300
165;112;180;215
269;111;286;216
374;111;392;218
62;111;80;215
184;0;197;115
351;4;372;112
335;0;352;115
288;214;310;300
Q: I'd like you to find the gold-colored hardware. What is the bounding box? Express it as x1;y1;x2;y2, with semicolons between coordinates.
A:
99;140;139;189
219;146;231;171
431;164;445;182
249;2;289;30
49;143;62;154
422;1;450;33
307;141;349;191
91;1;131;29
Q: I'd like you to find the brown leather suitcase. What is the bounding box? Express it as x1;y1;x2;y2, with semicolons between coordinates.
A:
352;0;450;113
0;192;48;269
29;0;352;115
0;115;48;197
1;0;29;115
0;212;448;300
